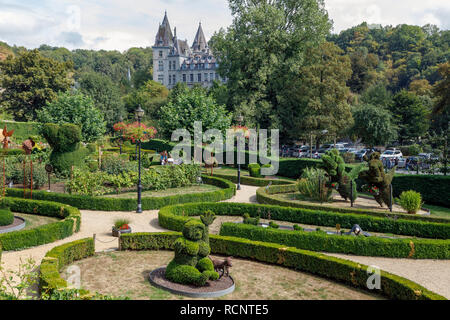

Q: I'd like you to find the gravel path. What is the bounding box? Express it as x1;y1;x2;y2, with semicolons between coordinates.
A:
1;184;449;299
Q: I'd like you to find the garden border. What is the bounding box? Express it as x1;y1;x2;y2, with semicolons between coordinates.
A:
39;234;446;300
120;232;445;300
5;175;236;211
0;197;81;251
157;202;450;258
256;184;450;223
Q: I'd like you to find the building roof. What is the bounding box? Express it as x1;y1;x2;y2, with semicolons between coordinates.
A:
192;22;208;52
154;11;173;47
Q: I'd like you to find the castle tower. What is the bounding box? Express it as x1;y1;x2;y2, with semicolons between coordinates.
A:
153;11;173;86
192;22;208;53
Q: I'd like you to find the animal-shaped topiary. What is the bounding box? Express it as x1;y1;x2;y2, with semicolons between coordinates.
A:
40;123;90;175
165;219;219;286
358;152;396;207
319;149;364;201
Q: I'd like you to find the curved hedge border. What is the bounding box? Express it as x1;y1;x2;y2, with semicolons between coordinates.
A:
40;238;94;295
212;171;295;187
118;232;446;300
5;175;235;211
0;197;81;251
158;202;450;240
256;184;450;223
219;222;450;259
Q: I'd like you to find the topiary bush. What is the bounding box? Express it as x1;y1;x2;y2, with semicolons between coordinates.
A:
0;207;14;226
319;149;364;202
243;213;259;225
40;123;90;176
358;152;396;207
398;190;423;214
248;163;261;178
165;220;218;286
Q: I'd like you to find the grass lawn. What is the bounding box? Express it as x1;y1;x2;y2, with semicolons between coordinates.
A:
101;184;221;199
422;204;450;219
14;212;60;230
63;251;383;300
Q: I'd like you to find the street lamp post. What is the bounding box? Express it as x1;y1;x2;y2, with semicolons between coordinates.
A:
236;114;244;191
135;106;145;213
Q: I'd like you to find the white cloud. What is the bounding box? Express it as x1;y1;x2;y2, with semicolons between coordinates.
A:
0;0;448;50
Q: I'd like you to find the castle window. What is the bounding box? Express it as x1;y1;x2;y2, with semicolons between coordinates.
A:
159;51;163;58
198;73;201;82
204;73;208;82
173;75;176;83
183;74;186;82
158;61;164;71
158;74;164;84
190;74;194;82
210;73;213;81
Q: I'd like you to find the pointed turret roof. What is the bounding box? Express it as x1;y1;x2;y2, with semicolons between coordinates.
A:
192;22;207;52
154;11;174;47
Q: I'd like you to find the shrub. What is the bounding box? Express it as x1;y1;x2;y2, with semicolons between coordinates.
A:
6;161;47;189
293;224;303;231
243;213;259;225
0;207;13;226
0;197;81;251
219;222;450;259
7;175;235;211
398;190;423;214
342;152;355;163
268;221;279;229
248;163;261;178
158;202;450;239
100;153;137;175
297;167;332;202
65;169;110;196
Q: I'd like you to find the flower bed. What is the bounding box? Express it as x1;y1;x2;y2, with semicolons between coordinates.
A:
0;197;81;251
5;175;235;211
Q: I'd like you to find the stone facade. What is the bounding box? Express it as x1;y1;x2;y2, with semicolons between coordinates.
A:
152;12;224;89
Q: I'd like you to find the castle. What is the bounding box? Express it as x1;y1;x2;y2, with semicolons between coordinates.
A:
152;12;224;89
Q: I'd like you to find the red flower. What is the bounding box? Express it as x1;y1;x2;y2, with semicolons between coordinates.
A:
120;224;129;230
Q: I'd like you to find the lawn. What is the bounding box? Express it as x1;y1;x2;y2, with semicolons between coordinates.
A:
101;184;221;199
14;212;60;230
63;251;383;300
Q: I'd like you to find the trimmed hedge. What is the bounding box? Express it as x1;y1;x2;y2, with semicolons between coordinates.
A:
5;175;235;211
158;202;450;239
40;238;95;294
0;198;81;251
392;175;450;208
256;184;450;224
212;171;295;187
0;207;14;226
119;232;446;300
220;222;450;259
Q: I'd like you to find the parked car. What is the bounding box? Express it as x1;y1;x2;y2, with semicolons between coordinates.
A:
291;145;309;158
355;148;374;162
380;149;403;160
396;157;407;168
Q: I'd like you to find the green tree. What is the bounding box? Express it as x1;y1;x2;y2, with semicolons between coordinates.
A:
77;71;126;131
210;0;332;133
158;86;232;137
391;90;430;142
279;42;353;142
0;49;73;121
350;104;398;147
360;83;392;108
36;91;106;142
123;80;168;120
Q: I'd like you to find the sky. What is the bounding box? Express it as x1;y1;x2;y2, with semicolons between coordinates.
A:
0;0;449;51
